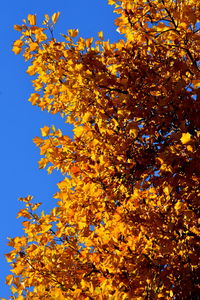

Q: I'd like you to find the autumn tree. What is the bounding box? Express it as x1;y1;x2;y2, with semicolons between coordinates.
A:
6;1;200;299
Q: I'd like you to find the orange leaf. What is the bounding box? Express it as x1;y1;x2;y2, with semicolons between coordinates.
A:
28;14;36;25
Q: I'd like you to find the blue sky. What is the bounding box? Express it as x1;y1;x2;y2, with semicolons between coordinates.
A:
0;0;119;297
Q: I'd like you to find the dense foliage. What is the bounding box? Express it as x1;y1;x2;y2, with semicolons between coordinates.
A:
6;1;200;299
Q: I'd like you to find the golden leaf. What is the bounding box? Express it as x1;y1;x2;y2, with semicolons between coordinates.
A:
18;195;33;203
98;31;104;40
29;93;39;105
40;224;52;233
41;126;50;137
6;274;13;286
73;126;85;137
174;201;183;211
26;65;36;76
14;25;22;31
52;12;60;24
11;265;24;275
29;42;38;51
12;46;22;55
108;0;116;4
180;132;191;144
28;14;36;25
12;40;23;55
68;29;79;38
33;136;43;146
17;209;31;219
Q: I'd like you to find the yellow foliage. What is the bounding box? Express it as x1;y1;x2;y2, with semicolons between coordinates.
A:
7;1;200;299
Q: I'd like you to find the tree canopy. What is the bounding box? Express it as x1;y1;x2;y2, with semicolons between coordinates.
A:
6;1;200;299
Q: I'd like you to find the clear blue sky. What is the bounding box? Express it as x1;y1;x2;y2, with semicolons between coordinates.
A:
0;0;119;297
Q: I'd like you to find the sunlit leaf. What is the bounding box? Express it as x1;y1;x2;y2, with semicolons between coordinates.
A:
41;126;50;137
28;14;36;25
52;12;60;24
180;132;191;144
68;29;79;38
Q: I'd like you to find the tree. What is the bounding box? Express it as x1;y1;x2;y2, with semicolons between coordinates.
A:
6;1;200;299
